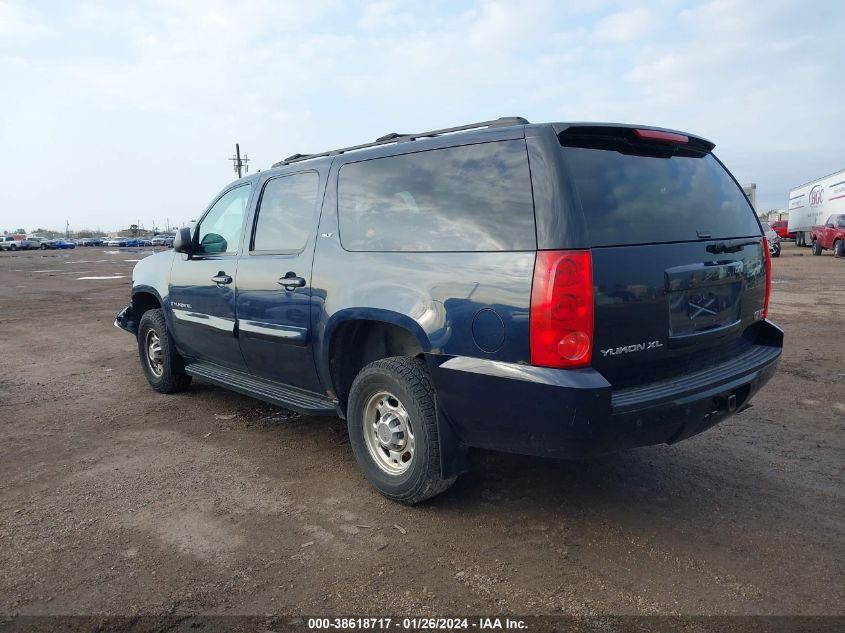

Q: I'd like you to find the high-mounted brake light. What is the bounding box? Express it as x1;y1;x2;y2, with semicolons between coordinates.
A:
634;128;689;144
761;237;771;319
530;250;594;369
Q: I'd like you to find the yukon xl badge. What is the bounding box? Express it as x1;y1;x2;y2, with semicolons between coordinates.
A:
600;340;664;357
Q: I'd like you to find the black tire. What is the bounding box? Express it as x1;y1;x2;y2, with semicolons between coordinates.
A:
137;308;191;394
835;240;845;258
40;244;46;250
9;244;16;251
771;242;781;258
812;241;822;256
347;356;456;504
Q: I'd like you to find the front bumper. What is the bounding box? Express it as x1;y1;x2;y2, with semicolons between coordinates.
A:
114;304;138;335
430;320;783;458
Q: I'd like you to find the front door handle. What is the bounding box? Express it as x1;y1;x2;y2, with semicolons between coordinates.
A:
278;273;306;290
211;272;233;285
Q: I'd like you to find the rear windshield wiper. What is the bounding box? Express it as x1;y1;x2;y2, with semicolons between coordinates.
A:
706;239;759;254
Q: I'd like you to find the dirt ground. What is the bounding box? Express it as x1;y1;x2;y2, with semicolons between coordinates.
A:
0;243;842;619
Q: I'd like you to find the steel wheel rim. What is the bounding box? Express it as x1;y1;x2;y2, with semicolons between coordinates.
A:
363;390;415;476
145;330;164;377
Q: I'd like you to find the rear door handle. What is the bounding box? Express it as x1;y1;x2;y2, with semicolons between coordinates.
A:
278;274;306;290
211;273;233;285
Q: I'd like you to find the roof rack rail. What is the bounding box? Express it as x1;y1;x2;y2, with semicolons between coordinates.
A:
271;116;529;168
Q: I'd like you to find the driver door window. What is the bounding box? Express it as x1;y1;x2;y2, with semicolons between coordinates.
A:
196;185;251;255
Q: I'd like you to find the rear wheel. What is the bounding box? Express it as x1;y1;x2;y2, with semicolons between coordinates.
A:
812;241;822;256
347;356;456;504
834;240;845;258
137;308;191;394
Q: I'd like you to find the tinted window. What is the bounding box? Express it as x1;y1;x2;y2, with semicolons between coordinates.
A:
196;184;251;254
252;172;319;252
562;146;760;246
338;140;535;252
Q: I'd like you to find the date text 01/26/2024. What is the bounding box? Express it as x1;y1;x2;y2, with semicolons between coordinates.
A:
306;617;528;630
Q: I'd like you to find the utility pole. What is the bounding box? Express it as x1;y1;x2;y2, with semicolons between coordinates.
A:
229;143;250;178
65;220;70;237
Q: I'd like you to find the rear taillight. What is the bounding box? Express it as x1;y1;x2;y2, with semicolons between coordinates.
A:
530;250;594;368
634;128;689;144
762;236;771;319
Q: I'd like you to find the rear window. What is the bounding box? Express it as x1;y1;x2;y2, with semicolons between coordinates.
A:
561;143;760;246
337;140;536;252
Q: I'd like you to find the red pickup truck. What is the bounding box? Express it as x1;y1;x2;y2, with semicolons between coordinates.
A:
811;214;845;257
770;220;794;240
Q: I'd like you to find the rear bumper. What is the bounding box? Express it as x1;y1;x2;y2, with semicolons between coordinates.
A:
430;320;783;458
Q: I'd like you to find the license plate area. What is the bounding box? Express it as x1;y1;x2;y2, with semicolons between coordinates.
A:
665;261;743;339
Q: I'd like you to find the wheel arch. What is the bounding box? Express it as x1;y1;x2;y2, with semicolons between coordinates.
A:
324;311;430;410
132;285;164;317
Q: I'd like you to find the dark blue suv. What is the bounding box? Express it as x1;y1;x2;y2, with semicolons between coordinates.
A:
116;117;782;504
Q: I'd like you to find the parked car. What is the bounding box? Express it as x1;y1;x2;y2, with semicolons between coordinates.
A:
55;239;76;249
769;220;794;240
810;214;845;257
26;236;57;250
78;237;102;246
150;235;171;246
0;236;21;251
761;222;781;257
124;238;144;247
104;237;128;247
115;117;783;504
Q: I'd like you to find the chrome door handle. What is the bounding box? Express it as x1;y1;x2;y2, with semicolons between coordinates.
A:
211;273;233;285
278;274;306;290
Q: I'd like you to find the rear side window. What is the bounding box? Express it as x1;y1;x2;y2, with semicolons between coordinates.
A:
562;144;760;246
252;172;319;252
337;140;536;252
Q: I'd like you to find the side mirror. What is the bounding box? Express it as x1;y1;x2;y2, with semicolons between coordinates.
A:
173;227;193;254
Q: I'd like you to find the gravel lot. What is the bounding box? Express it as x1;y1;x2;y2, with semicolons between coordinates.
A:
0;243;843;619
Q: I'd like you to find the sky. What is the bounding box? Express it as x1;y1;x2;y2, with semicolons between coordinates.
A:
0;0;842;233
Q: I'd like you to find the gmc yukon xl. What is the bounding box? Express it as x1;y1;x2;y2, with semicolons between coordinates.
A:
116;117;783;504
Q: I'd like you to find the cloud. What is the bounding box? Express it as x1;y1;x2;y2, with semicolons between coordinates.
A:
595;7;656;42
0;0;842;229
0;0;47;37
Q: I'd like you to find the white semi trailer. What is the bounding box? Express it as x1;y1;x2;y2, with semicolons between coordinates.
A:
788;169;845;246
742;183;757;211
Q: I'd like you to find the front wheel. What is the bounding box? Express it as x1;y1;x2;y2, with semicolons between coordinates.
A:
771;242;781;258
347;356;456;504
137;308;191;394
9;244;16;251
834;240;845;258
40;244;47;250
